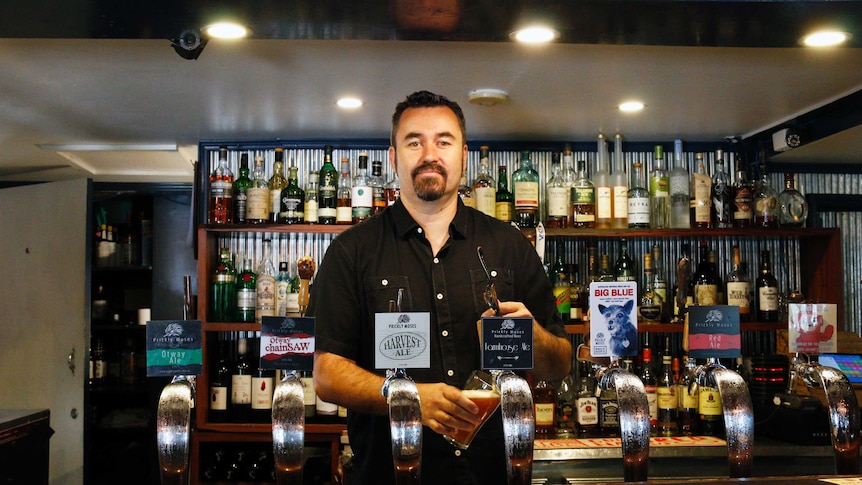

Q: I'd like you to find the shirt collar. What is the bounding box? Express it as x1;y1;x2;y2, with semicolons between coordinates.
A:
390;197;469;240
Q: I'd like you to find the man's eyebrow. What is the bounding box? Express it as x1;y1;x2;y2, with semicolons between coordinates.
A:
400;130;457;141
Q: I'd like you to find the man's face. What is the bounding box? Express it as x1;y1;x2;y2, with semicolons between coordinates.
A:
389;106;467;202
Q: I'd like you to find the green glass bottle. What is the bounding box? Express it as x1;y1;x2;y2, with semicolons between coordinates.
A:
235;258;256;323
233;153;251;223
211;247;237;322
279;165;305;224
550;240;570;323
613;238;636;282
512;150;540;228
495;165;514;222
318;145;338;225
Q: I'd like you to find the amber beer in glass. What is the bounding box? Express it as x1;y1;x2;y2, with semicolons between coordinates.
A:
443;371;501;450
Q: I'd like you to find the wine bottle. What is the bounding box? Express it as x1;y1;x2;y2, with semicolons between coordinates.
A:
693;241;720;306
233;153;250;224
756;250;780;322
533;379;556;436
613;238;636;282
550;240;571;323
230;335;252;423
209;336;231;423
250;338;275;424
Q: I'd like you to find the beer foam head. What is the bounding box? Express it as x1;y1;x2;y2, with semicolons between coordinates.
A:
462;389;499;399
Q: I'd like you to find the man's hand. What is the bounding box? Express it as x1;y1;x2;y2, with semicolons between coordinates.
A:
415;382;482;436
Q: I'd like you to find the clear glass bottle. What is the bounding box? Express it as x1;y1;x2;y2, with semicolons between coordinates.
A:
495;165;514;222
555;369;576;437
279;165;305;224
627;160;650;228
753;158;779;228
614;238;636;282
255;239;277;324
458;172;475;208
472;146;496;217
657;354;678;436
304;170;319;224
233;153;251;224
669;139;691;228
693;241;720;306
209;146;234;224
778;173;808;227
545;152;569;228
639;253;663;324
561;143;577;189
336;157;353;225
594;134;613;228
690;152;712;228
641;347;658;435
385;171;401;207
611;134;629;229
236;257;257;323
575;362;599;437
370;160;387;216
651;244;668;321
732;161;754;228
756;250;779;322
211;247;237;322
246;155;270;224
351;153;373;224
318;145;338;225
275;261;291;317
268;149;288;222
712;149;732;228
571;160;596;228
649;144;670;229
512;150;540;228
726;246;751;322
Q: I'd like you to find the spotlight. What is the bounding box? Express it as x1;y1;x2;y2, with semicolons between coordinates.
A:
171;29;208;60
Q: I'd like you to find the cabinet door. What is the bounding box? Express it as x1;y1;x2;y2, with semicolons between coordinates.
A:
0;178;89;485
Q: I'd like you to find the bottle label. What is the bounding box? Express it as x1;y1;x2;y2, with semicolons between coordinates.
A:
495;202;513;221
276;281;289;316
734;188;753;221
210;386;228;411
246;188;270;221
657;386;677;410
535;402;555;426
94;360;106;379
613;186;628;219
351;186;374;209
600;398;619;427
695;284;718;306
678;384;698;410
235;192;247;222
336;206;353;223
727;282;750;314
286;292;300;314
644;385;658;422
573;186;595;204
649;177;669;197
553;286;571;315
474;187;496;217
460;193;476;208
759;286;779;311
698;387;722;416
547;186;569;217
232;375;252;404
210;179;233;198
251;377;274;410
596;186;612;219
256;275;277;322
514;181;539;209
282;196;303;219
628;196;650;224
576;396;599;425
305;199;319;223
693;173;712;223
639;303;661;322
237;288;256;313
270;190;282;218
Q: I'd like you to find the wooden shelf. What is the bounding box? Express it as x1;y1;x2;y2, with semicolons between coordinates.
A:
201;223;350;235
544;227;837;238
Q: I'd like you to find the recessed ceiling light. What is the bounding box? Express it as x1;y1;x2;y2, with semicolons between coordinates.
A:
510;26;560;44
336;97;364;109
203;22;251;39
800;30;851;47
468;89;510;106
618;101;645;113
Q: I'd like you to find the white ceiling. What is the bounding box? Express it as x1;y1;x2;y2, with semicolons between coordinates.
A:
1;38;861;183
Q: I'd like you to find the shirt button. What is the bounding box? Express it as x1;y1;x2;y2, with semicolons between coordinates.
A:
433;257;439;264
381;279;389;286
454;450;462;457
441;330;449;337
417;228;423;234
447;369;454;377
436;293;444;300
490;270;498;277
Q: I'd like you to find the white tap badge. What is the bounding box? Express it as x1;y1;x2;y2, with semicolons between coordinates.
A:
589;282;638;358
374;312;431;370
788;303;837;354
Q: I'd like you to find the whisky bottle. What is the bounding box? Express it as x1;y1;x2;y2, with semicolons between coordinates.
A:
627;160;650;229
545;152;569;228
610;134;629;229
458;172;475;209
640;347;658;434
668;139;691;229
649;145;670;229
639;253;662;324
318;145;338;225
677;356;699;435
472;146;496;217
533;379;556;436
370;160;387;216
575;362;599;437
726;246;751;322
657;354;678;436
550;240;570;323
651;245;668;321
613;238;636;282
279;165;305;224
233;153;251;224
571;159;596;228
711;149;732;228
351;153;373;223
495;165;514;222
568;264;586;324
753;159;780;229
236;258;257;323
555;370;576;437
599;375;620;437
693;241;720;306
268;149;288;222
732;162;754;228
598;253;615;282
245;155;270;224
672;243;693;323
336;157;353;225
756;250;780;322
304;170;319;224
384;172;401;207
208;147;234;224
230;335;252;423
211;247;237;322
778;173;808;227
512;150;540;229
697;359;724;437
255;239;277;324
690;152;712;229
594;134;612;229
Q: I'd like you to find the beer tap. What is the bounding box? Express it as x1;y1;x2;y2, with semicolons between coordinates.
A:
156;375;195;485
496;370;534;485
689;357;754;478
789;353;860;474
272;370;305;485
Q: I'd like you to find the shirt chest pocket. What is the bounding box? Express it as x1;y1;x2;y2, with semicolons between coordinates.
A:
365;276;413;313
468;268;515;315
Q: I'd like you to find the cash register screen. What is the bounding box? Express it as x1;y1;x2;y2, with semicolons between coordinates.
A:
818;354;862;384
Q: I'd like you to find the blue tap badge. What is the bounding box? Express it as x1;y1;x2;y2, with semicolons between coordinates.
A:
146;320;202;376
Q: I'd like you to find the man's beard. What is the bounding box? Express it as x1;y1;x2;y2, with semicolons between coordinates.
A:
411;162;448;201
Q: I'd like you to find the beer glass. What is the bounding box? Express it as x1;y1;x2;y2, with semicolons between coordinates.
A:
443;370;501;450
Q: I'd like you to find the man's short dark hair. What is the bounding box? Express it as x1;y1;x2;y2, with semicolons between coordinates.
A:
391;90;466;147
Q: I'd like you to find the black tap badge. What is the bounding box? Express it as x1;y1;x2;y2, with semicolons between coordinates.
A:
688;306;740;359
481;316;534;370
146;320;202;377
260;316;315;371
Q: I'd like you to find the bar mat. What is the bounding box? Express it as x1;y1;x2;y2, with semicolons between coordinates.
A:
534;435;726;449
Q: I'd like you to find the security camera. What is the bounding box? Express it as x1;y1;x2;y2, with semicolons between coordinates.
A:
171;29;207;60
772;126;806;152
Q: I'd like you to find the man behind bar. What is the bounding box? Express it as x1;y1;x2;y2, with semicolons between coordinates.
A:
310;90;572;484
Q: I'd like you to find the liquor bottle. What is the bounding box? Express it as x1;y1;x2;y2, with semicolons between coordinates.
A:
545;152;569;228
649;145;670;229
208;147;234;224
246;155;270;224
495;165;514;222
778;173;808;227
300;371;317;420
651;245;668;321
268;149;288;222
677;356;699;435
594;134;613;229
279;165;305;224
336;157;353;225
285;262;301;316
571;159;596;228
641;347;658;435
690;153;712;228
568;264;586;324
726;246;751;322
672;243;692;323
472;146;496;217
598;253;615;282
712;149;732;228
657;354;678;436
458;172;476;209
316;394;339;423
555;370;576;437
255;239;277;324
305;170;319;224
732;162;754;228
318;145;338;225
351;153;373;223
231;335;252;423
233;153;251;224
709;250;725;304
533;379;556;436
251;339;275;424
91;337;106;385
753;159;780;228
211;247;237;322
693;241;720;306
756;250;780;322
275;261;290;317
697;358;724;437
627;160;650;229
639;253;663;324
235;258;257;323
599;374;620;437
550;240;570;323
669;139;691;228
575;362;599;437
512;150;540;229
209;336;231;423
613;238;636;282
611;134;629;229
385;172;401;207
370;160;387;216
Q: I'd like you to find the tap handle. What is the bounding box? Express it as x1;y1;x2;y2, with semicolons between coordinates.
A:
385;375;422;484
498;371;534;485
272;373;305;485
156;377;193;485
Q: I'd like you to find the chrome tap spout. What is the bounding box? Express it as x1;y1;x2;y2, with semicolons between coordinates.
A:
156;375;195;485
595;361;650;482
497;371;535;485
382;369;423;484
273;371;306;485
